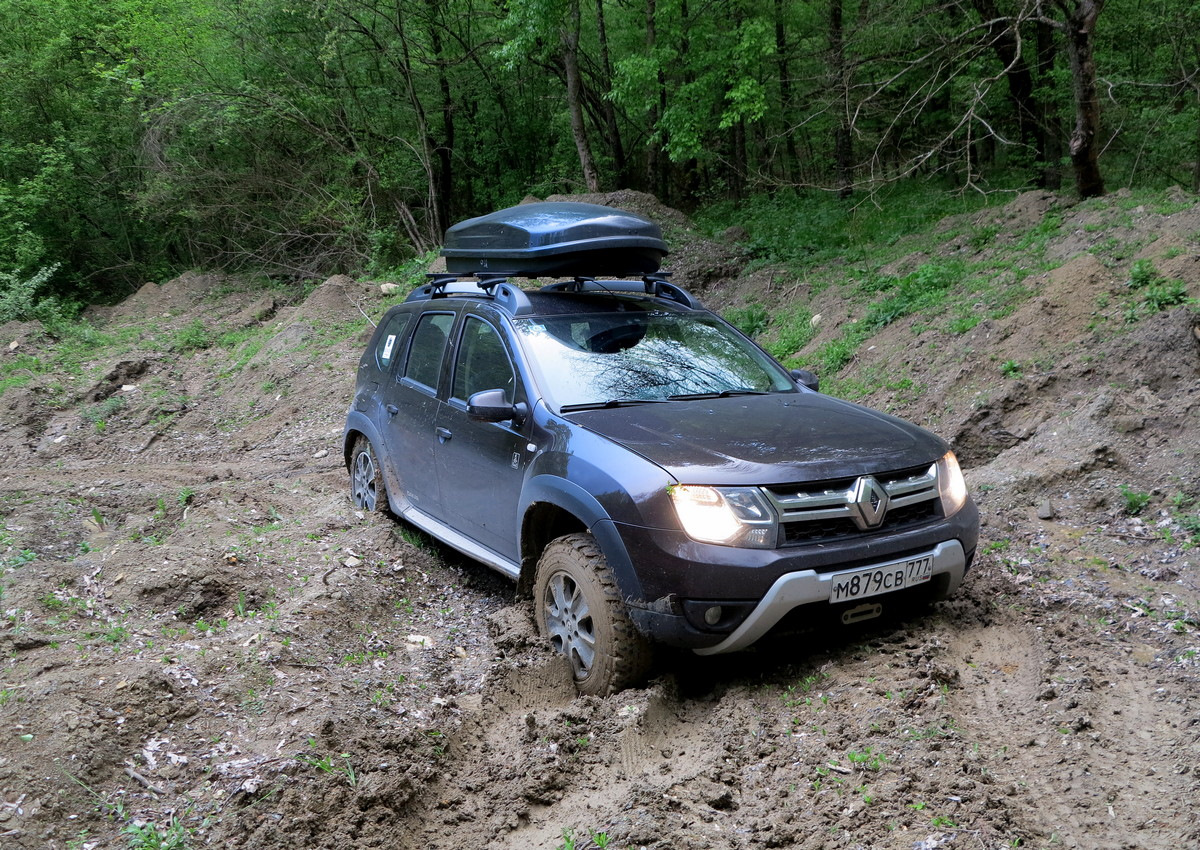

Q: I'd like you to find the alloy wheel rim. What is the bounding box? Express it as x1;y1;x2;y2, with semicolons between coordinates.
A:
543;572;595;678
352;451;377;511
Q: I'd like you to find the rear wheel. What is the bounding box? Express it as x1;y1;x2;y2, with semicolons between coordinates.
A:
349;435;387;512
533;533;652;695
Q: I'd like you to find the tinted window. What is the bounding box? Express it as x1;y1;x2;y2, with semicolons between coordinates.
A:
452;317;515;403
404;312;455;389
375;312;412;371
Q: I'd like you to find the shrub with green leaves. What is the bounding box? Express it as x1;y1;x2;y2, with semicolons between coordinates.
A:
0;263;71;325
1128;258;1158;290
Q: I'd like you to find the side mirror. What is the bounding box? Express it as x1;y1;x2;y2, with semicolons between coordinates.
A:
790;369;820;392
467;389;527;425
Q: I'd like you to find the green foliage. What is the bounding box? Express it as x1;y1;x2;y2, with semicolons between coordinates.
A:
1142;279;1188;312
123;816;192;850
1118;484;1151;516
1127;259;1158;289
1123;259;1190;318
724;303;769;338
83;396;126;434
170;321;216;353
0;264;71;324
0;0;1194;310
764;306;818;359
862;262;962;331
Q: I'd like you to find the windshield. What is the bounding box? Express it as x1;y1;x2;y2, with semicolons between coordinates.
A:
513;310;796;410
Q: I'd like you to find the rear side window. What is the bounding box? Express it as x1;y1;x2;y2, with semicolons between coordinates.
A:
404;312;455;389
375;312;412;371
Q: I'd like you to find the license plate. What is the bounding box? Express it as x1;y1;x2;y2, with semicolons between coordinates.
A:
829;555;932;604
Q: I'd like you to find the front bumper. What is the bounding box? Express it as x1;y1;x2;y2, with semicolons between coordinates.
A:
616;500;979;651
692;539;965;654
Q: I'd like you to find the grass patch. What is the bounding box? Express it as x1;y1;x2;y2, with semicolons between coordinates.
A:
695;179;1008;273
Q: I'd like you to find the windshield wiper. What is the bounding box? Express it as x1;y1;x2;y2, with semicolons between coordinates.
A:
559;398;671;412
666;389;770;401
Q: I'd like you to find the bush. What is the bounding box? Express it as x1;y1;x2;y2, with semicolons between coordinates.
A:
0;263;70;325
1128;258;1158;289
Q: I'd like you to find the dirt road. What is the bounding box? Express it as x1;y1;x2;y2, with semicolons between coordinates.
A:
2;192;1199;849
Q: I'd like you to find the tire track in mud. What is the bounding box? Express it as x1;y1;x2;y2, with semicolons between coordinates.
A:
944;614;1200;849
395;646;738;850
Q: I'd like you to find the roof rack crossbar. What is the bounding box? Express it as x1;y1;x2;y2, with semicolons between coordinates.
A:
537;275;700;309
405;272;532;314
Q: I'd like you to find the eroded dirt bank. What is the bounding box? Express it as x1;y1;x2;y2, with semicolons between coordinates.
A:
1;192;1199;850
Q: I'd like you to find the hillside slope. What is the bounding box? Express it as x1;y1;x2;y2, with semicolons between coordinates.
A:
1;190;1198;850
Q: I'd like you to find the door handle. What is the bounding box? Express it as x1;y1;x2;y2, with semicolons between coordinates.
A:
386;404;399;416
436;426;452;443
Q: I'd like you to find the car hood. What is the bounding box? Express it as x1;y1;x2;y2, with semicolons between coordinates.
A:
565;392;948;485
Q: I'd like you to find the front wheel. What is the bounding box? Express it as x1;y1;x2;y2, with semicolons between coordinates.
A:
533;533;652;695
348;435;387;512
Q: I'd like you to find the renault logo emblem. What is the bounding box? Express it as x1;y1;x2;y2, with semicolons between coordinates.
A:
848;476;889;529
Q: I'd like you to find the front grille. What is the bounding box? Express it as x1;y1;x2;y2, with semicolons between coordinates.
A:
767;463;942;546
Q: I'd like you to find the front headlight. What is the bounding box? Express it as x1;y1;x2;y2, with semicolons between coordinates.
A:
669;485;777;548
936;451;969;516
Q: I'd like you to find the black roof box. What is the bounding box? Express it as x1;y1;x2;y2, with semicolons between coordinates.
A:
441;202;668;277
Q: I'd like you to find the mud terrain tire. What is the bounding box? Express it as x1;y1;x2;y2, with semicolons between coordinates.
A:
349;435;387;512
534;533;652;695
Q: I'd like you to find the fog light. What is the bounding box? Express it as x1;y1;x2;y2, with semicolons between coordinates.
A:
703;606;723;626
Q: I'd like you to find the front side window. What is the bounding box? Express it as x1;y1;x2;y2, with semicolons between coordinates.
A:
514;310;795;409
452;317;516;403
404;312;455;390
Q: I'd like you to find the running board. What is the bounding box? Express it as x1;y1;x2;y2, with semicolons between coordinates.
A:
399;507;521;580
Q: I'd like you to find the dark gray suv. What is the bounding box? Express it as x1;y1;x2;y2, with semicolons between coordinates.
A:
343;202;978;694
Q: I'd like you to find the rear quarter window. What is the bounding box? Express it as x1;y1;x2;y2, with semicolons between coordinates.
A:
375;312;413;371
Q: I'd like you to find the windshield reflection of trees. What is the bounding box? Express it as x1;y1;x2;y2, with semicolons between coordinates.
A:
519;314;788;405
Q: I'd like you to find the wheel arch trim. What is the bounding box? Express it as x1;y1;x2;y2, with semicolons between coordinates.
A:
519;474;645;604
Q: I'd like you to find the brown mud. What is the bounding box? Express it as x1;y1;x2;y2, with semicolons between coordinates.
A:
1;191;1199;850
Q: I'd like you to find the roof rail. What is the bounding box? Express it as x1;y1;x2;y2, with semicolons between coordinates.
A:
539;274;703;310
406;273;533;314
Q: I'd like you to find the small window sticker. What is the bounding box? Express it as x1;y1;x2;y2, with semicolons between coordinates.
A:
381;334;397;362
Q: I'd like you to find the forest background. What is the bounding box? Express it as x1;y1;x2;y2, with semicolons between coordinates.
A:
1;0;1197;315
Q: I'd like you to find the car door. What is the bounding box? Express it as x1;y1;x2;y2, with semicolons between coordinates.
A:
351;309;412;420
380;309;457;518
433;313;529;560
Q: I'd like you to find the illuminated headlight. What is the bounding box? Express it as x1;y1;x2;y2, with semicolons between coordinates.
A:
936;451;969;516
669;485;777;548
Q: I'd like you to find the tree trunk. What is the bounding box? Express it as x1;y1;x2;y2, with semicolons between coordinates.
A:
971;0;1042;156
424;0;454;234
775;0;797;182
829;0;853;198
563;0;600;192
644;0;665;199
394;9;441;247
1055;0;1106;197
1036;18;1064;188
594;0;627;182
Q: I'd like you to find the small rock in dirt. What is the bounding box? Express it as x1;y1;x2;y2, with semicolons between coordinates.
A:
312;448;329;459
1036;499;1056;520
